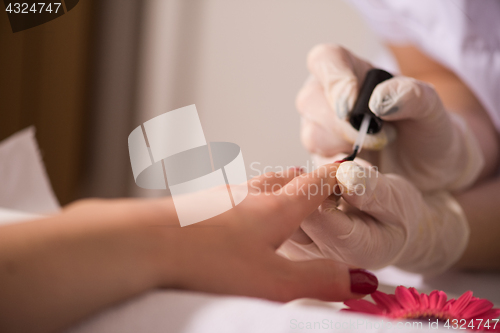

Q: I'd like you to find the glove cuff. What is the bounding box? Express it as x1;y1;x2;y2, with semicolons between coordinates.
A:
447;113;485;191
394;191;470;276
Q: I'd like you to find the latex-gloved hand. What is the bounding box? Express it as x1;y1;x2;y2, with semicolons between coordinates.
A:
278;160;470;276
298;44;484;192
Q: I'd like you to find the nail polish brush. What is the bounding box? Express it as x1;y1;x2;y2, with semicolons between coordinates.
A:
342;69;393;162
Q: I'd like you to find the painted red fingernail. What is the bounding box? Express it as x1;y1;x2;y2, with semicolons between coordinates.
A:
334;160;345;164
349;269;378;294
291;167;305;174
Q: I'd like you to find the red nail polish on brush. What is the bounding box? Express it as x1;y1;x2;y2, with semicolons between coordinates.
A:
349;269;378;294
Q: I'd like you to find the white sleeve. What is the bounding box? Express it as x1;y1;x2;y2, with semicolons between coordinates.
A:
347;0;413;45
347;0;500;134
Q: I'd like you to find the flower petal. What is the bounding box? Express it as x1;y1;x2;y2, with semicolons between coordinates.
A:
449;291;473;316
343;287;498;329
420;293;429;311
395;286;418;310
409;287;420;303
461;299;494;319
442;299;454;312
436;291;448;309
344;299;385;315
372;291;403;313
429;290;448;310
474;308;500;322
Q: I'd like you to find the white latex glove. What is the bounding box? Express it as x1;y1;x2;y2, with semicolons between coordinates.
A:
298;44;484;192
278;160;470;276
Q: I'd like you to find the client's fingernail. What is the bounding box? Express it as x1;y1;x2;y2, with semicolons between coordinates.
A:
337;162;376;196
291;167;305;174
334;160;345;164
349;269;378;294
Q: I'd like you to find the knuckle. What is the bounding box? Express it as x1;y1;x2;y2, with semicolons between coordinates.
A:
309;43;343;59
295;85;315;112
398;77;442;113
401;77;436;98
308;43;329;60
308;43;345;66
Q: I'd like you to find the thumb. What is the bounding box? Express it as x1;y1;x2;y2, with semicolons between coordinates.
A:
367;76;450;155
336;161;425;227
368;76;445;123
368;76;484;192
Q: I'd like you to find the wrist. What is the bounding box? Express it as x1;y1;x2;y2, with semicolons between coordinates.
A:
125;198;185;289
395;192;469;275
63;198;182;291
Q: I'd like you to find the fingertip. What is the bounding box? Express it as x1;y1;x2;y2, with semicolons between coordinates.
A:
287;166;305;177
307;43;337;67
369;76;440;120
314;162;342;186
349;269;378;295
369;78;398;118
336;161;378;196
336;161;362;186
318;160;343;170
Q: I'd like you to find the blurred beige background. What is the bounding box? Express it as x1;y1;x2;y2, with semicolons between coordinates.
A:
124;0;390;197
1;0;390;201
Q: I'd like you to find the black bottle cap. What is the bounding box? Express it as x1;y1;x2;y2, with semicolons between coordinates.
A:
349;69;393;134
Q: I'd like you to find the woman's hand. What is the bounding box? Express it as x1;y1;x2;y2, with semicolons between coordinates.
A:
0;164;377;333
146;164;376;301
297;44;484;192
279;160;469;276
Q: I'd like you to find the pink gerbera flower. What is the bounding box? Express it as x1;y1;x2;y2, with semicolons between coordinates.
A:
344;286;500;332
